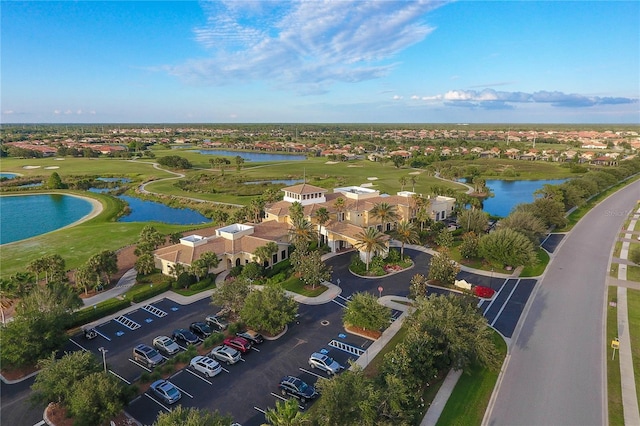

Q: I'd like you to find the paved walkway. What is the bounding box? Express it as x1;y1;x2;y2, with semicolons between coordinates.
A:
615;209;640;426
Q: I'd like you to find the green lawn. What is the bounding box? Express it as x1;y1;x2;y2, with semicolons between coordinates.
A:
520;248;550;277
607;286;624;426
436;330;507;426
279;276;328;297
627;289;640;410
626;265;640;282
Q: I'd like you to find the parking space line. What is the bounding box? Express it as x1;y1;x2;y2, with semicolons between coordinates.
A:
34;420;45;426
109;370;131;385
68;338;87;352
239;357;246;362
298;367;328;380
185;368;213;385
254;407;266;414
270;392;305;410
94;329;111;341
251;347;260;352
221;367;230;373
171;383;193;399
331;299;346;308
491;279;520;327
144;393;172;412
177;344;188;351
128;358;152;372
482;279;508;316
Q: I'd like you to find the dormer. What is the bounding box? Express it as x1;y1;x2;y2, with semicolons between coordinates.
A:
282;183;327;206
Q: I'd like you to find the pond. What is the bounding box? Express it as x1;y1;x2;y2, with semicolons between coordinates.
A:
482;179;568;217
117;195;210;224
0;194;94;244
196;150;307;162
244;179;305;186
0;173;18;179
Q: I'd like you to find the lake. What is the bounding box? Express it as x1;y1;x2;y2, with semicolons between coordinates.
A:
0;194;94;244
117;195;210;224
0;173;18;179
482;179;568;217
197;150;307;162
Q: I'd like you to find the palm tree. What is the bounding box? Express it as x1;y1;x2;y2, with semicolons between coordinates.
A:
288;201;304;224
393;221;419;258
264;397;305;426
249;198;265;223
0;278;17;324
190;259;208;282
314;207;330;246
399;176;408;191
370;202;399;232
27;257;46;283
289;217;315;251
199;251;220;273
333;197;346;222
410;174;418;192
354;227;387;272
253;242;278;268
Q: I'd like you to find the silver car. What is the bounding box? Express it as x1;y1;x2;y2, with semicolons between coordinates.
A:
309;352;344;375
153;336;180;356
190;356;222;377
210;345;241;365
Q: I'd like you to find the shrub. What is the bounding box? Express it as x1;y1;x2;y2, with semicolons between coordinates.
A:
228;265;244;278
203;332;224;349
629;247;640;265
140;372;151;383
386;248;401;263
71;298;131;328
349;254;367;275
188;276;215;292
265;258;292;278
127;280;172;303
227;321;243;335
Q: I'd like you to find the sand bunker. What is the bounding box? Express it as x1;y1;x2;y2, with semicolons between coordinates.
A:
347;165;363;168
54;158;65;161
44;166;60;169
22;165;41;169
408;171;421;175
367;177;378;181
325;161;339;164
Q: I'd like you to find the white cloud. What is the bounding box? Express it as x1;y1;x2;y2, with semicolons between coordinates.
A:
393;95;403;100
164;1;446;92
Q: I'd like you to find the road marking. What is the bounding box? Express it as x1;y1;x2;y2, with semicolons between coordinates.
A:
270;392;305;410
171;383;193;399
128;358;152;372
68;338;87;352
331;299;346;308
185;368;213;385
144;393;172;412
483;279;508;316
298;367;328;380
33;421;45;426
251;347;260;352
94;329;111;341
239;357;246;362
221;367;230;373
177;344;188;351
491;279;520;327
254;406;266;414
109;370;131;384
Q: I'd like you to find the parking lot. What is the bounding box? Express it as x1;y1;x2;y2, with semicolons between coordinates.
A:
59;248;535;425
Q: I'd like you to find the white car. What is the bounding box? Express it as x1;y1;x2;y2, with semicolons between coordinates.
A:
190;356;222;377
153;336;180;356
210;345;241;365
309;352;344;375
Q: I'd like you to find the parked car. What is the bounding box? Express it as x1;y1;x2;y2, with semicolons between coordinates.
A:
190;321;213;338
278;375;318;403
308;352;344;375
236;329;264;345
83;328;97;340
150;379;182;404
223;336;252;353
205;314;228;331
190;356;222;378
152;336;180;356
172;329;199;345
210;345;241;365
132;344;164;368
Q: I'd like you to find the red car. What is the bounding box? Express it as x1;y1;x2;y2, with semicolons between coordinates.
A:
223;336;252;353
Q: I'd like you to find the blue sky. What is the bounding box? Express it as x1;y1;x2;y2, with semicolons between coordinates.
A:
2;1;639;124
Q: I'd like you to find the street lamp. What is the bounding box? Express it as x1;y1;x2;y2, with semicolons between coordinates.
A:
98;347;108;374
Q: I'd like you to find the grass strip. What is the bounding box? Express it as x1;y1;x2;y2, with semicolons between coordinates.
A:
520;248;550;277
626;289;640;410
435;330;507;426
607;286;624;426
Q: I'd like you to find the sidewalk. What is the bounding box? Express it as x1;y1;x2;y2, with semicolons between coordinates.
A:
615;212;640;426
82;268;137;307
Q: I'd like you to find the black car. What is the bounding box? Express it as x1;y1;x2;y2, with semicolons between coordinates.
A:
236;329;264;345
278;375;318;403
172;328;199;345
190;321;212;338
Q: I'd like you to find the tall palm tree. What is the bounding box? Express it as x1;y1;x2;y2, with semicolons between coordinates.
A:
399;176;408;191
289;201;304;224
253;242;278;268
410;175;418;192
199;251;220;274
314;207;330;246
370;202;399;232
393;221;419;258
249;197;265;223
333;197;346;222
289;217;315;251
354;227;387;272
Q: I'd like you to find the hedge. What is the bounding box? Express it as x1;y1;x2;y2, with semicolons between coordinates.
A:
125;280;172;303
71;298;131;328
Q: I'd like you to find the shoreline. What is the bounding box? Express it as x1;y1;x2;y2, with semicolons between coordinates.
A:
0;192;104;246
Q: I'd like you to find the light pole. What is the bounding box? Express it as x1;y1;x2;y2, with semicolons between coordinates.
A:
98;347;108;374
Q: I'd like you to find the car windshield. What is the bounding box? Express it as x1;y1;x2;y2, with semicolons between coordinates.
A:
166;386;179;398
298;381;308;392
325;356;334;364
148;349;160;357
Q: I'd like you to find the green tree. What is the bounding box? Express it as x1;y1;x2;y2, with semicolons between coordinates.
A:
391;155;405;169
427;249;460;286
409;273;428;301
135;252;156;276
311;366;379;426
333;197;346;222
354;227;387;272
497;210;547;244
67;372;129;426
515;198;567;228
155;406;234;426
459;231;481;259
293;250;332;289
289;217;315;252
235;155;245;171
370;202;399;232
254;242;279;268
31;351;101;405
0;278;17;324
47;171;65;189
200;251;221;272
479;228;538;268
240;284;298;335
263;397;306;426
288;201;305;224
392;221;419;258
191;258;210;282
343;292;391;332
435;228;454;249
457;208;489;234
399;176;408;191
211;276;252;318
314;207;331;246
135;225;165;255
169;232;183;244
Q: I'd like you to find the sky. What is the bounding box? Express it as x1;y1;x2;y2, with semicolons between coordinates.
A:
2;0;639;124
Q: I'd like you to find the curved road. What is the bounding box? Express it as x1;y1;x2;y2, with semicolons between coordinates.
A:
486;179;640;426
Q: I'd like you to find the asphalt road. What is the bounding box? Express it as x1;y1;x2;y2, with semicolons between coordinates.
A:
486;180;640;426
